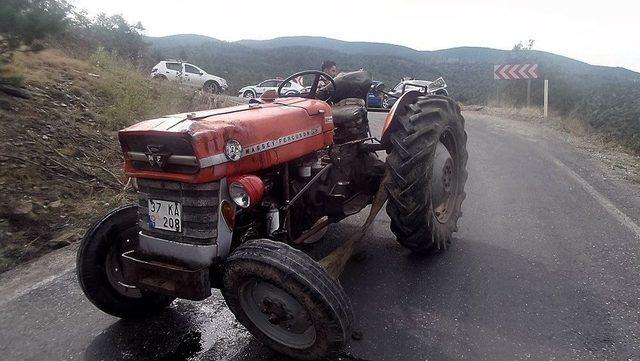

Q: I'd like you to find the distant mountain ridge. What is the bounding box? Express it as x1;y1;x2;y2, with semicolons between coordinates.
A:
149;34;639;78
236;36;424;61
236;36;513;65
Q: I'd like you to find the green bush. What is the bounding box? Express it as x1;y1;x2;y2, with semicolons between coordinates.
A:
0;0;71;83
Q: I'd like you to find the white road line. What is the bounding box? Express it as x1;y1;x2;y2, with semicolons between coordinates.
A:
549;155;640;240
0;266;74;307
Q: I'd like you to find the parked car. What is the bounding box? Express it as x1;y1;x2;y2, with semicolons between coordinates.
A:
238;79;304;98
150;60;228;93
383;77;448;108
367;80;384;108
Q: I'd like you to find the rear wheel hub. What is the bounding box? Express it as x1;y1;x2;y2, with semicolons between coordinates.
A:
432;138;459;224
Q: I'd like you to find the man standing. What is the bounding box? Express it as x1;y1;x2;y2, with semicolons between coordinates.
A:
318;60;338;94
321;60;338;78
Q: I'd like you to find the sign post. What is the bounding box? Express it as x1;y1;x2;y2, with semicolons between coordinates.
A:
544;79;549;118
494;64;539;108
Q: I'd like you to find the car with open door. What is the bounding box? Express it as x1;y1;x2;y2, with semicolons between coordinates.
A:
150;60;228;93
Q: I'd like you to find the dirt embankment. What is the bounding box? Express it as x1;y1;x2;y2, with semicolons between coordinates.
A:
0;49;236;273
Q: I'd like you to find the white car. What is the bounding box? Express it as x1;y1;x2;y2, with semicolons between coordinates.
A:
150;60;228;93
383;77;448;108
238;79;304;98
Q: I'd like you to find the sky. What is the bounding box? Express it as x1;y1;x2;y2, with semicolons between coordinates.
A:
70;0;640;72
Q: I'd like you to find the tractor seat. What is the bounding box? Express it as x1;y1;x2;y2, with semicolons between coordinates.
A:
331;98;368;143
331;70;373;103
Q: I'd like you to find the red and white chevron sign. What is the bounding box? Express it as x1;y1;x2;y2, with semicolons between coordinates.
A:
494;64;539;80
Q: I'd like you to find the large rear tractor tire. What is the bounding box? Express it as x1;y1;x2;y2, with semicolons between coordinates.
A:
222;239;353;360
384;95;468;253
77;205;175;319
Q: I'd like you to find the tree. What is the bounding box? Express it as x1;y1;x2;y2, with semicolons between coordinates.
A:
73;13;147;61
512;39;535;51
0;0;72;63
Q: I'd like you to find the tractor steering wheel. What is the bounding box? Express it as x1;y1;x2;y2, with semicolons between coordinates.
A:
277;70;336;101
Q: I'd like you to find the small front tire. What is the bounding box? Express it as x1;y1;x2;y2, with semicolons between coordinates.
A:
243;90;256;98
77;205;175;319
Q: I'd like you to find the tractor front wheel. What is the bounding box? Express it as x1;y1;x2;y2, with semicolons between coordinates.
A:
384;95;468;253
222;239;353;360
77;205;175;318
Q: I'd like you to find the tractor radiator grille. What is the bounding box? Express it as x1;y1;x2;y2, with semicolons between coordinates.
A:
137;178;219;245
122;135;199;174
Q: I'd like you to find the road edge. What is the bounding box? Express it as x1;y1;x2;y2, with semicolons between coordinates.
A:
0;242;78;306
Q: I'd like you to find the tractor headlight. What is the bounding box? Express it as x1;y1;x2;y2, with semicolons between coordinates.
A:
229;183;250;208
224;139;243;161
228;175;265;208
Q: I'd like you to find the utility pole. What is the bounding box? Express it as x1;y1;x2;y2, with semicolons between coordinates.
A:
543;79;549;118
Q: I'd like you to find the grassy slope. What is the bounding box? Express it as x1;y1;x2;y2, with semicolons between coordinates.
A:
0;49;235;273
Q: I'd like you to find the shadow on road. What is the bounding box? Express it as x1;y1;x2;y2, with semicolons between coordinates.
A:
84;308;203;361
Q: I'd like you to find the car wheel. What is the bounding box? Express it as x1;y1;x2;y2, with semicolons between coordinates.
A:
243;90;256;98
204;81;221;94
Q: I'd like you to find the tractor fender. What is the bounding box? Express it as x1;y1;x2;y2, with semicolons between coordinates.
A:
380;90;421;147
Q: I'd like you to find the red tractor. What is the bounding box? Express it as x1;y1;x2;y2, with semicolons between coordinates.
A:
77;70;468;360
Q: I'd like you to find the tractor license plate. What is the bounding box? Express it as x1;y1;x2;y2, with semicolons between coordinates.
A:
148;199;182;232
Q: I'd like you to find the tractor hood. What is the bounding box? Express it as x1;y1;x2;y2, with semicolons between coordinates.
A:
119;98;334;183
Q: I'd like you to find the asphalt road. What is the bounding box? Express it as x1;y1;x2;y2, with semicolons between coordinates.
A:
1;111;640;361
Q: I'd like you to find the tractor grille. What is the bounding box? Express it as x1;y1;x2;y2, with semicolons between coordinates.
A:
137;178;219;245
122;135;199;174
